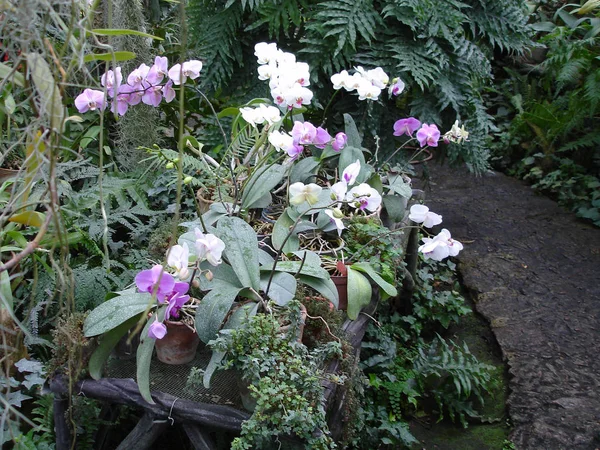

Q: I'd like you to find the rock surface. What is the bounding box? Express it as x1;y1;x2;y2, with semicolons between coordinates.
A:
418;164;600;450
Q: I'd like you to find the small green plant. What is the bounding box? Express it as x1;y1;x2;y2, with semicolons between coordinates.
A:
413;336;495;427
209;303;340;450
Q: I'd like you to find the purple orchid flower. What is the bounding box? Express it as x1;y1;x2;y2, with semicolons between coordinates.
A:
416;123;440;148
393;117;421;137
291;121;317;145
148;319;167;339
165;292;190;319
332;132;347;152
74;89;106;113
313;127;332;149
135;265;176;303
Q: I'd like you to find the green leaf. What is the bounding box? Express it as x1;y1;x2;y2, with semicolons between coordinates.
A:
260;272;297;306
83;51;137;63
197;261;241;291
203;302;258;388
386;174;412;199
26;53;64;131
217;216;261;290
343;113;362;148
240;164;285;209
351;262;397;297
137;308;164;404
289;156;320;184
0;271;13;311
382;194;406;223
91;28;163;40
346;267;372;320
0;62;24;87
269;260;329;279
195;283;243;343
88;314;142;380
83;292;153;337
297;275;339;309
272;210;299;253
80;125;102;149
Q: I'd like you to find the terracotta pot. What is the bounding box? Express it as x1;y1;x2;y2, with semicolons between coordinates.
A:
331;275;348;311
155;320;200;365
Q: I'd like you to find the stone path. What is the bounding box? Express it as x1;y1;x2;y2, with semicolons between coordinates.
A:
417;164;600;450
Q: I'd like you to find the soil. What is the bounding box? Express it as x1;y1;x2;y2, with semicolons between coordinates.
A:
414;162;600;450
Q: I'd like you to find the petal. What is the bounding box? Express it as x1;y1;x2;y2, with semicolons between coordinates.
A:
148;320;167;339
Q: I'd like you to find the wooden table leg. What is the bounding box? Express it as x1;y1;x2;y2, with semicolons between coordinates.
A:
115;412;169;450
53;393;71;450
183;423;218;450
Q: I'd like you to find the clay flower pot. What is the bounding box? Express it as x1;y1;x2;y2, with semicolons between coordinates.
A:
155;320;200;365
331;275;348;311
330;260;348;311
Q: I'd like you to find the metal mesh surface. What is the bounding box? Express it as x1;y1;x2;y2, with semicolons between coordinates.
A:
106;344;243;410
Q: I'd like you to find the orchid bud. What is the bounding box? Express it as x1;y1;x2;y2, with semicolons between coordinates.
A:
165;162;174;169
173;158;180;163
443;136;450;145
204;270;214;281
192;279;200;288
332;208;344;219
183;176;193;184
330;192;338;201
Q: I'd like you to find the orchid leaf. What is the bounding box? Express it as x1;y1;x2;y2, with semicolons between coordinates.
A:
83;51;137;63
351;262;398;297
197;261;241;291
346;267;372;320
343;113;363;149
386;174;412;199
83;292;153;337
195;283;243;343
91;28;163;40
297;275;339;309
217;216;260;291
260;271;297;306
88;314;142;380
268;260;329;279
0;271;13;311
382;194;407;223
240;163;285;210
137;308;165;404
272;210;299;253
289;156;320;184
203;302;258;388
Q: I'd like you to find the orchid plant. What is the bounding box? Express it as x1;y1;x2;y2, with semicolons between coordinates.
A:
76;40;467;403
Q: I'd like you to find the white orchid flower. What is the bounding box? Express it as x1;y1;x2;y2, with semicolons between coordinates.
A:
240;107;264;126
325;209;345;236
254;42;279;65
331;70;350;90
409;204;443;228
268;130;294;153
167;243;190;279
289;182;322;206
418;228;463;261
347;183;382;212
259;104;281;125
194;228;225;266
342;160;361;186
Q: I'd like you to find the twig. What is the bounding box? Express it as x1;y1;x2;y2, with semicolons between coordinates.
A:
305;313;341;343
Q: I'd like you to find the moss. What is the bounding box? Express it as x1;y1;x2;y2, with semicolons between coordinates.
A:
410;422;511;450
